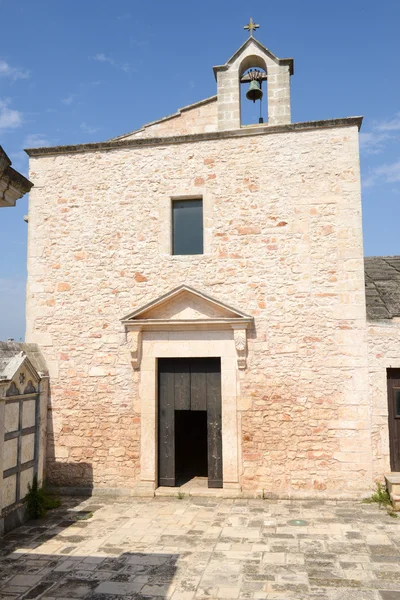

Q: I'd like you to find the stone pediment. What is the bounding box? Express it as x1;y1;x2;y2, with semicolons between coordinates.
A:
121;285;253;327
121;285;253;369
0;352;40;398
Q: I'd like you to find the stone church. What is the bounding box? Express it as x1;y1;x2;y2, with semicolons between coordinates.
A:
24;26;400;499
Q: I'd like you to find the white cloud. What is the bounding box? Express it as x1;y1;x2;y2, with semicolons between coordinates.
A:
91;53;133;72
92;53;115;65
359;131;392;155
24;133;50;148
360;113;400;154
0;98;22;130
374;160;400;183
375;113;400;132
363;160;400;189
80;122;98;135
0;59;30;81
62;94;76;105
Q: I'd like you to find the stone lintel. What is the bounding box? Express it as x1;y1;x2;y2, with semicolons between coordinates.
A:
125;321;251;371
25;116;364;157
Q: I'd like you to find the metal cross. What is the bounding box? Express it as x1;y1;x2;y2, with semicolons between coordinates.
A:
244;17;259;37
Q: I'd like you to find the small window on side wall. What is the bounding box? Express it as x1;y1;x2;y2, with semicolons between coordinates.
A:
172;198;203;255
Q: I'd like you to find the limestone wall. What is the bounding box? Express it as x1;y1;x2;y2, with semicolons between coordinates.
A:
367;320;400;480
117;98;218;140
26;123;372;496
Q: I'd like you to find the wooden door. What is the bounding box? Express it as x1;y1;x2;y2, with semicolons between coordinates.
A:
387;370;400;472
158;358;222;488
206;359;223;488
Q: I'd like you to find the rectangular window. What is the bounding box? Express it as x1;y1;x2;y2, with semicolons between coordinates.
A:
172;199;203;255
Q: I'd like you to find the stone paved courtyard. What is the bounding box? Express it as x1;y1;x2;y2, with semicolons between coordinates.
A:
0;496;400;600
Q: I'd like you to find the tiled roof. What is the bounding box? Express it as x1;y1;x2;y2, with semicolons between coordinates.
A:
365;256;400;320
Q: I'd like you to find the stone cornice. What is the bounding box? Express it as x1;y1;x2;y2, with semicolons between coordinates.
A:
0;146;33;207
25;117;363;158
124;318;253;330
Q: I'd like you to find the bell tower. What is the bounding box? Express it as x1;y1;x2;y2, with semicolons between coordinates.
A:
213;19;294;131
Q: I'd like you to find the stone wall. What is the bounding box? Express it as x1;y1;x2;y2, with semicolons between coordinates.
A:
26;123;372;496
116;98;218;140
367;320;400;479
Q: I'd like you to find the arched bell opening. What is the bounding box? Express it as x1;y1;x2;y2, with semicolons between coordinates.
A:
239;55;268;127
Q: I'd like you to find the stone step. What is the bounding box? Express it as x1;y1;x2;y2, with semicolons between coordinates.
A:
392;494;400;511
155;485;243;499
385;473;400;509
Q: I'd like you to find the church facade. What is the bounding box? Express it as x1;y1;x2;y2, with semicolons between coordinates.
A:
24;32;400;498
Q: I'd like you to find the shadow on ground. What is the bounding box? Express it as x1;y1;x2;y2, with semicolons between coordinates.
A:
0;552;178;599
0;498;178;599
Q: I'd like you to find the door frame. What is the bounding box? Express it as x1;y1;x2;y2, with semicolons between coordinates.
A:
137;329;240;492
387;368;400;471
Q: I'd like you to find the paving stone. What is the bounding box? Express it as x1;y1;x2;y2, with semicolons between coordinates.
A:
0;497;398;599
379;592;400;600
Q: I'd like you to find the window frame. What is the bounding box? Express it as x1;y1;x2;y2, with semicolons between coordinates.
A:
171;196;204;256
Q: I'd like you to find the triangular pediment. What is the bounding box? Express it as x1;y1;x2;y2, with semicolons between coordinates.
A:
121;285;253;327
1;353;40;397
213;37;294;79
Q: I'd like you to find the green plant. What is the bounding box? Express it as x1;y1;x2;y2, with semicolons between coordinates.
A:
24;475;61;519
363;482;391;506
177;491;185;500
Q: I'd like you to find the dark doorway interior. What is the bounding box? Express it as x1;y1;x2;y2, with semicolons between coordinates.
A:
175;411;208;485
158;357;222;488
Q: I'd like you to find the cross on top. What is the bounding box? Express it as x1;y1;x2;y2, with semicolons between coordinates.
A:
244;17;259;37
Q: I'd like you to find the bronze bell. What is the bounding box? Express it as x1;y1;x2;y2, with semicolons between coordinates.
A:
246;79;263;103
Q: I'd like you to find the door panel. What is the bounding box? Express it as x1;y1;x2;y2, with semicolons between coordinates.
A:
190;359;207;411
174;359;190;410
158;360;176;486
158;357;222;488
388;370;400;472
206;363;223;488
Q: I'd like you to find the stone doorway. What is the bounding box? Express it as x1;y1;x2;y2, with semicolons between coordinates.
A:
121;285;253;494
158;358;222;489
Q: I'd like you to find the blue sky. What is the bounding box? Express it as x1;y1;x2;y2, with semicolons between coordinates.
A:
0;0;399;341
